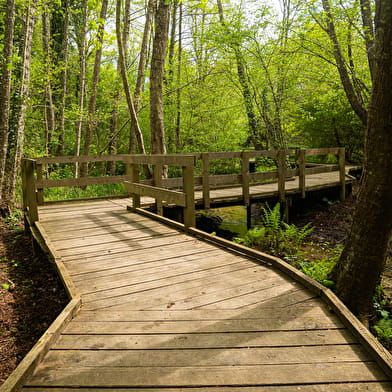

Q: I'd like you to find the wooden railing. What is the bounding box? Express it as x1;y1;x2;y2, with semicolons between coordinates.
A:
123;154;196;228
21;148;346;227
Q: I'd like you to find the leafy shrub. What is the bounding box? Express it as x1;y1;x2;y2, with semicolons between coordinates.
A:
234;203;313;255
372;318;392;349
299;259;336;288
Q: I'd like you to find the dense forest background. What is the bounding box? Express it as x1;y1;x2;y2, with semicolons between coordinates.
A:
0;0;370;210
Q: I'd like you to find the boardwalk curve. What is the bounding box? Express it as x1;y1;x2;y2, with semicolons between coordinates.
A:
2;198;391;391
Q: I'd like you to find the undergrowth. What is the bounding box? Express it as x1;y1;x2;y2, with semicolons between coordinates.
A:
234;202;392;350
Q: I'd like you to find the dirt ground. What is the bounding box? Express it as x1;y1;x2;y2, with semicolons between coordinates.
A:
0;192;391;385
0;220;68;385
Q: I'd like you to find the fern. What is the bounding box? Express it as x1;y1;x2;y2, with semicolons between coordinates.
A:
234;203;313;255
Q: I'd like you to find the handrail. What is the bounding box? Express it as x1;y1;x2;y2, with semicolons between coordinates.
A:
124;154;196;228
21;148;346;226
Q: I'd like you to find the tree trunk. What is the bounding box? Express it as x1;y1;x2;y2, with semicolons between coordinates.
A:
175;1;183;151
74;0;88;178
129;0;156;154
80;0;109;178
2;1;37;207
321;0;368;125
0;0;16;202
333;0;392;323
56;0;70;156
216;0;264;150
116;0;148;159
42;8;56;155
150;0;171;163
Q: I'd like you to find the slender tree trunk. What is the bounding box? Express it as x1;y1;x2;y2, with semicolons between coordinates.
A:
321;0;368;125
0;0;16;203
2;1;37;207
116;0;149;162
150;0;171;159
107;0;132;176
75;0;88;178
42;8;56;155
216;0;264;150
333;0;392;323
80;0;109;178
129;0;156;154
175;1;183;151
56;0;70;156
359;0;375;81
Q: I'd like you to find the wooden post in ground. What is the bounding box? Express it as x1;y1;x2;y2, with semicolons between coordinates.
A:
241;151;251;229
23;158;39;224
126;159;140;208
182;163;195;228
201;153;210;209
298;149;306;198
153;164;163;216
36;163;44;205
277;150;286;203
339;147;346;201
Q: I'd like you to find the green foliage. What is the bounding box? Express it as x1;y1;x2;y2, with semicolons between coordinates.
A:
372;318;392;349
299;259;336;289
234;203;313;255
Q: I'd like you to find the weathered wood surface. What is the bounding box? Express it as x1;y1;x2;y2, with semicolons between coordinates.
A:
17;200;392;391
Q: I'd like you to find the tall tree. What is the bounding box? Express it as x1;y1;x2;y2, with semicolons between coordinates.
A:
332;0;392;323
56;0;71;156
0;0;16;206
3;0;38;207
115;0;148;157
150;0;171;158
74;0;88;177
129;0;156;154
216;0;265;149
80;0;109;178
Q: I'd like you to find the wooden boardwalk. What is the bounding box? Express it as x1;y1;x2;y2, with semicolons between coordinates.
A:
5;198;390;391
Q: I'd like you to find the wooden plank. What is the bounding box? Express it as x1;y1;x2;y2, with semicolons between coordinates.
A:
304;147;340;156
35;154;130;164
74;304;330;321
76;254;257;296
82;263;266;310
52;224;179;249
63;315;342;334
54;329;356;350
125;154;196;166
35;174;134;188
57;232;189;258
21;383;392;392
40;345;369;368
145;276;295;310
69;248;221;279
26;362;389;387
124;182;186;206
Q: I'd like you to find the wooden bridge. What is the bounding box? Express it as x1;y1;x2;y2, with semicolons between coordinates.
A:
2;149;392;391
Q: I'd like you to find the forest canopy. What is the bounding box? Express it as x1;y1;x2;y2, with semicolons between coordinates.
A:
0;0;373;208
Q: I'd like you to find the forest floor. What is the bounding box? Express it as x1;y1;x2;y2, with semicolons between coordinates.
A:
0;192;391;385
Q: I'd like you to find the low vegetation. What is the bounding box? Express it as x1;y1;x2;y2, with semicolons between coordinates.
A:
234;202;392;350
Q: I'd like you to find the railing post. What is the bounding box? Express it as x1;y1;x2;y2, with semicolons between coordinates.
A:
23;158;39;224
241;151;250;207
126;158;140;208
153;164;163;216
298;149;306;198
182;163;195;228
339;147;346;201
201;153;210;209
36;163;44;205
277;149;286;203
